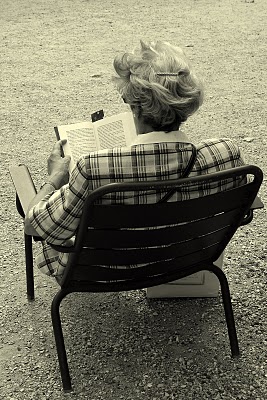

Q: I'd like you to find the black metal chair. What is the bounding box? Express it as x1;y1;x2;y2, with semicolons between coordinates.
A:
21;165;263;392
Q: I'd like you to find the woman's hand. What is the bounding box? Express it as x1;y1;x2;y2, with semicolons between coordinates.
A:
47;139;71;188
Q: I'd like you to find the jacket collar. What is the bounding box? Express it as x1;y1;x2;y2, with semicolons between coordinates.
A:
131;130;191;145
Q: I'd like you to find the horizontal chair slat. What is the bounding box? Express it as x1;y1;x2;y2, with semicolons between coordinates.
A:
71;246;219;282
83;210;237;248
77;228;227;266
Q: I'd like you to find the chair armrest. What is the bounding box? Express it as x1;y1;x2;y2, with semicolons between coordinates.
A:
16;194;25;218
32;236;43;242
50;244;77;253
250;195;264;210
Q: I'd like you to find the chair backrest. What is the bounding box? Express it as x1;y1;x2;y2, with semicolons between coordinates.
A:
55;165;262;290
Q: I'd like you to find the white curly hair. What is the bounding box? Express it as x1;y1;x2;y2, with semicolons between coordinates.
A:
113;40;204;132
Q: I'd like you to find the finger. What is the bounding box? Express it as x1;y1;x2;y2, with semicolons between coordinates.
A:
64;155;71;163
52;139;67;155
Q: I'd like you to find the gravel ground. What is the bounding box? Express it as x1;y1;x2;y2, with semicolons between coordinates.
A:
1;0;266;399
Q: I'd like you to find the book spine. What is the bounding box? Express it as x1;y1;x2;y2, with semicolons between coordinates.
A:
54;126;64;157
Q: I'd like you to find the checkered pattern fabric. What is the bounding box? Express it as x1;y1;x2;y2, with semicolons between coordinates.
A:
29;138;245;277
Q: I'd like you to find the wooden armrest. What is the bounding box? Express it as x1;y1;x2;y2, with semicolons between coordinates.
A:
16;194;25;218
250;195;264;209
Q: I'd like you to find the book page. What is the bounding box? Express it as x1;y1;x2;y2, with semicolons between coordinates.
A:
56;122;97;170
65;126;97;161
94;112;137;149
96;119;126;149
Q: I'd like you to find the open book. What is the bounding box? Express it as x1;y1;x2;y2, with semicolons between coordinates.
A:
55;111;137;171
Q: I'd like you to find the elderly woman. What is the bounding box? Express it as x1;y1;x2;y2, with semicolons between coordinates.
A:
25;40;245;277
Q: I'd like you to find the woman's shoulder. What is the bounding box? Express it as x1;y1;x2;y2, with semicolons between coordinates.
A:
196;137;241;155
196;137;239;148
195;138;243;167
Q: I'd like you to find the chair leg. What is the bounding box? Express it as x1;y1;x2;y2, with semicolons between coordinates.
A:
51;289;73;392
207;265;240;357
25;234;34;301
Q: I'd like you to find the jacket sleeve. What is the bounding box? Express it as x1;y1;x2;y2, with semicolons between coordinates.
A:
28;157;90;245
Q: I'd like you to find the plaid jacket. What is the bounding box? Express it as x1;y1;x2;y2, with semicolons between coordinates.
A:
29;133;245;277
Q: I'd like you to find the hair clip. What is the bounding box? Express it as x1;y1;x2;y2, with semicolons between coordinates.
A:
156;72;180;76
